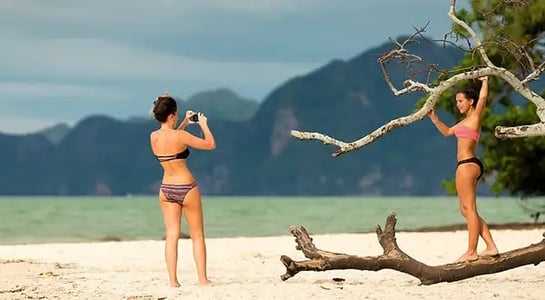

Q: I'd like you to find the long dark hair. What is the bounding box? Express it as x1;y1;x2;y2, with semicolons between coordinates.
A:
455;87;479;107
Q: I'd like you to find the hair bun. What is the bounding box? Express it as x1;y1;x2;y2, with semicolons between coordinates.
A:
152;95;178;123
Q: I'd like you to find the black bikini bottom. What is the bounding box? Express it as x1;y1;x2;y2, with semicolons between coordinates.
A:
457;157;484;180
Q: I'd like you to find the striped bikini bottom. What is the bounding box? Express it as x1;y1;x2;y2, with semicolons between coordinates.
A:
160;182;198;205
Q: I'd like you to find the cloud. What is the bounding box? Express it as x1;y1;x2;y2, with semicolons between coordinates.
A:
0;35;316;100
0;0;469;63
0;115;74;135
0;82;128;100
0;0;470;134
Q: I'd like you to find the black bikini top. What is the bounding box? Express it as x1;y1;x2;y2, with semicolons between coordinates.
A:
155;148;190;162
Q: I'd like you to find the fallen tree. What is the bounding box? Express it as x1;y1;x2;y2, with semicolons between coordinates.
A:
280;213;545;284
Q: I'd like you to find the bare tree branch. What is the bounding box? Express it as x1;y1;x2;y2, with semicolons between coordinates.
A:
291;0;545;156
448;0;495;67
522;60;545;84
495;123;545;139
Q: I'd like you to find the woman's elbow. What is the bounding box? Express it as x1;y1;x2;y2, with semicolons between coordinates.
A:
205;141;216;150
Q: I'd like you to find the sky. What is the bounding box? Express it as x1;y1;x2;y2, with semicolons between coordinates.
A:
0;0;469;134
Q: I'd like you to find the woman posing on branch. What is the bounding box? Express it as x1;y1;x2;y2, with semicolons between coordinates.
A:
428;76;499;263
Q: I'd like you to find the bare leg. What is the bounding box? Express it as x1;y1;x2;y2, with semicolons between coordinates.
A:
455;164;480;263
183;187;211;285
472;176;498;256
159;192;182;287
478;216;499;256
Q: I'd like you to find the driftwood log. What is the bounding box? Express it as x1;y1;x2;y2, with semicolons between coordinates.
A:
280;213;545;285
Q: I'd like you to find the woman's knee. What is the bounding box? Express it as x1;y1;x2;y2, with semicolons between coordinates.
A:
165;228;181;241
459;206;467;217
460;202;477;215
189;228;205;241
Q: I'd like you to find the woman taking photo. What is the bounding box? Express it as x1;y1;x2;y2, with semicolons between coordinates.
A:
150;95;216;286
428;76;499;263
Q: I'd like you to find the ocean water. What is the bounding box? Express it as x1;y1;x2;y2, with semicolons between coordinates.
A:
0;196;540;245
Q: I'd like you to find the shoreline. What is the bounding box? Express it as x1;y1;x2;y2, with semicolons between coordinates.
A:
393;221;545;233
2;221;544;246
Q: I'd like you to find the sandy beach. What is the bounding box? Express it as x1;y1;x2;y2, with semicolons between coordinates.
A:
1;229;544;300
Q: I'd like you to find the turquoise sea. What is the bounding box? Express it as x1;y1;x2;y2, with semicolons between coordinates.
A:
0;196;540;245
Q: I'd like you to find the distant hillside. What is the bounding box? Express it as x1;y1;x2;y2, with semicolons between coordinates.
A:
0;37;480;196
238;37;465;195
37;123;71;144
0;132;56;194
127;88;258;123
183;88;258;122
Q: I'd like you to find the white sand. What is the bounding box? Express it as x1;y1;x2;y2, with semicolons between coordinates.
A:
1;229;544;300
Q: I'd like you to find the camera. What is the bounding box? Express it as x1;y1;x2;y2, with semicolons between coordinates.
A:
189;113;199;122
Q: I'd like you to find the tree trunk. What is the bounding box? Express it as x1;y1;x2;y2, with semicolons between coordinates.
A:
280;213;545;285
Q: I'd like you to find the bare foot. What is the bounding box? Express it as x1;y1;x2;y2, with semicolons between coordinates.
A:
198;279;212;286
455;252;479;263
169;281;181;288
479;248;499;257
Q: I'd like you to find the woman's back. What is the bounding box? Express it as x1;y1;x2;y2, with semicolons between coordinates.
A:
150;128;194;183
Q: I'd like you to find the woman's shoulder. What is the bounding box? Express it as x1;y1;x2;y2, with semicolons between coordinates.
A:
149;129;168;142
150;129;187;141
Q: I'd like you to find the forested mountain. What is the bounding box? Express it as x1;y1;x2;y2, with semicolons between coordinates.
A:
0;37;474;196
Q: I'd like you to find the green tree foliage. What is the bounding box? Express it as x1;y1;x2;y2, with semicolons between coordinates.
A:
435;0;545;197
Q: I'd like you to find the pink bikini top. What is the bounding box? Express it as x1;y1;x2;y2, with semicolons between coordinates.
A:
453;123;480;141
